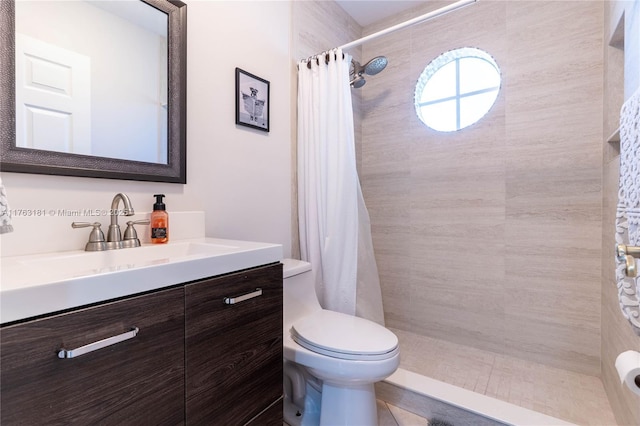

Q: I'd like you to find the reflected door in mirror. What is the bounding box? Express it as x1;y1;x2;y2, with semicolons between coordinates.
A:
14;0;168;164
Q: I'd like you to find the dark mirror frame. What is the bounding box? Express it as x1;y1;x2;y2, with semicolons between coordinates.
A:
0;0;187;183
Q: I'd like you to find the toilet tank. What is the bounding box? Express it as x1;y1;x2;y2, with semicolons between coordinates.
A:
282;259;322;326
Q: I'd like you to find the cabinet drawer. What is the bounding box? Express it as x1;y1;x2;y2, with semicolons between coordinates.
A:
185;263;283;425
1;287;185;425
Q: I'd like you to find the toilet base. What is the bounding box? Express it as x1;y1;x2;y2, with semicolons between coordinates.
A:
320;382;377;426
283;360;322;426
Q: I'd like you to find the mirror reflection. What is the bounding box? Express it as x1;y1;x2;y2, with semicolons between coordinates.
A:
15;0;168;164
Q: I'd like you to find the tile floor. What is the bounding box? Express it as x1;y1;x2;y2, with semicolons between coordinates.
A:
390;328;618;426
287;399;494;426
284;402;428;426
377;399;431;425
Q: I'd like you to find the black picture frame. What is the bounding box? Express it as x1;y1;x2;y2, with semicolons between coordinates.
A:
235;68;270;132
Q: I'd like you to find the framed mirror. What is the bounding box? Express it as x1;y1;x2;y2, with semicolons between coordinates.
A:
0;0;187;183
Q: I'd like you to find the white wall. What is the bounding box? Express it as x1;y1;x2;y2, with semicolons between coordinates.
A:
185;0;291;252
1;0;292;258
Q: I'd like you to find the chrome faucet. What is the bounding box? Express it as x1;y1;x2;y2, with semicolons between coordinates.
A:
106;193;135;249
73;193;149;251
617;244;640;278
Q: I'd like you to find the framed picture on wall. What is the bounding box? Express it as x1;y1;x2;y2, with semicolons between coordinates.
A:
235;68;270;132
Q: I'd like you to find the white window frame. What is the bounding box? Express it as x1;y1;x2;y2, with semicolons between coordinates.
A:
414;47;501;132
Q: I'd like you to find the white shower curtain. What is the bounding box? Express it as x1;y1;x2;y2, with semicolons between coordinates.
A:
297;48;385;325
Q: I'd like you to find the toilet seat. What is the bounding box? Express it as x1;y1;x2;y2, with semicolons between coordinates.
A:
290;310;399;361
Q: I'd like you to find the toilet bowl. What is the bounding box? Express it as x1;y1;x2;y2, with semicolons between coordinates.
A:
282;259;400;426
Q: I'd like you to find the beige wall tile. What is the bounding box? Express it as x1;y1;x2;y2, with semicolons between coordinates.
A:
361;0;604;376
601;2;640;425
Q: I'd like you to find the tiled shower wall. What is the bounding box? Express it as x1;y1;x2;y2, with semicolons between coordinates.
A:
601;2;640;425
360;1;605;376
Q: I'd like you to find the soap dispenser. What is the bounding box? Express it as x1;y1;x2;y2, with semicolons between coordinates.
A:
151;194;169;244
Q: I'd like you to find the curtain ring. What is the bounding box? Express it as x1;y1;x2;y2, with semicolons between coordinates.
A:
302;49;346;69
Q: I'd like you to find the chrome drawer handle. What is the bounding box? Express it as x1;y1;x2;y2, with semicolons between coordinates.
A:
57;327;139;359
224;288;262;305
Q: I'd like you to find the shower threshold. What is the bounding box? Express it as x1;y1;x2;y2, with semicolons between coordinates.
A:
378;329;616;426
378;368;574;426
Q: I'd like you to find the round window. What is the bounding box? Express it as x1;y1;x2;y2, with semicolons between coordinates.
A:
414;47;501;132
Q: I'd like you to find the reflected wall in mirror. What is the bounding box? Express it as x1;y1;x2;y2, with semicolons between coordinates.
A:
0;0;187;183
15;1;169;163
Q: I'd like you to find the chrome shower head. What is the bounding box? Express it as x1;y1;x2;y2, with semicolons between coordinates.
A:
350;75;366;88
349;56;388;88
362;56;388;76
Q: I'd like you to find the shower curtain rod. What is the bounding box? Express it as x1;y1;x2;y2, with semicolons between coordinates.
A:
338;0;477;51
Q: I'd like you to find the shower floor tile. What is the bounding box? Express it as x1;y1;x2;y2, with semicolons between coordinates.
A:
390;327;617;426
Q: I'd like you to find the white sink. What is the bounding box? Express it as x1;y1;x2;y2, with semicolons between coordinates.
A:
0;238;283;324
12;241;240;274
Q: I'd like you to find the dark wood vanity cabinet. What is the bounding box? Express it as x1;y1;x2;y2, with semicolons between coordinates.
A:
0;263;283;425
185;263;284;425
0;287;186;425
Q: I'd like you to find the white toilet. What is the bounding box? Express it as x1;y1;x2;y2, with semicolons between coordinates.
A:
282;259;400;426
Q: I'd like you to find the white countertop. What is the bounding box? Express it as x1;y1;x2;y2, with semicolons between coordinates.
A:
0;238;283;324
